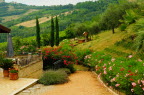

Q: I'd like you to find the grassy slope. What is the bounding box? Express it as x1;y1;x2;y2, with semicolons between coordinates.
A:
75;29;135;57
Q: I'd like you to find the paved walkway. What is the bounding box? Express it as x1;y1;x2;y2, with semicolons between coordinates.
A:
0;70;38;95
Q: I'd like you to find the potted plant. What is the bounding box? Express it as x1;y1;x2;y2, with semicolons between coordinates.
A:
9;69;19;80
0;58;14;77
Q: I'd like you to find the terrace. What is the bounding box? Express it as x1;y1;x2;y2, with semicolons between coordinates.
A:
0;25;42;95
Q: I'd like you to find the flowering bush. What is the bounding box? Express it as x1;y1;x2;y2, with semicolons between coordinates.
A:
42;40;78;71
84;52;144;95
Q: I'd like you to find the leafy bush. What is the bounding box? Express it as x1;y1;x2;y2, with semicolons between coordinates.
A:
65;64;76;73
0;58;14;70
38;70;68;85
74;48;92;64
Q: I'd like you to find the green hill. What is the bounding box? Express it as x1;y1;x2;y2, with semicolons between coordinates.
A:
0;0;119;43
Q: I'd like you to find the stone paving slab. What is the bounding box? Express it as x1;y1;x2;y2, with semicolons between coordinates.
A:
0;71;38;95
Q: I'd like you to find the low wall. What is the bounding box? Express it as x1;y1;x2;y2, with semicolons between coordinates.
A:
17;60;43;79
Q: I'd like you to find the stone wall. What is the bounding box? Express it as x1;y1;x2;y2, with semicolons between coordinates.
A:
17;60;43;79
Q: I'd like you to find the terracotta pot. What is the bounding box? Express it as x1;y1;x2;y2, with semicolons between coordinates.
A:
3;70;9;77
9;73;19;80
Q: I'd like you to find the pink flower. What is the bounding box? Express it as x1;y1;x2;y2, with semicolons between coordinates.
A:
128;55;133;58
111;58;115;62
137;59;142;62
98;73;101;78
104;70;107;74
109;66;112;71
115;84;120;87
109;86;112;89
111;77;116;82
138;80;140;84
125;74;129;77
141;80;144;85
132;82;137;87
142;87;144;91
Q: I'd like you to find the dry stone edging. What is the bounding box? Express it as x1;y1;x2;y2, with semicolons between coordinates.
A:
92;71;125;95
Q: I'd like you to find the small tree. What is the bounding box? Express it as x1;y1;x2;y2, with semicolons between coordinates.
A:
55;16;59;46
50;17;54;47
36;16;41;48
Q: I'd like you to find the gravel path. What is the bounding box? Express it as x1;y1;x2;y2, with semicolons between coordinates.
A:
18;71;114;95
41;71;113;95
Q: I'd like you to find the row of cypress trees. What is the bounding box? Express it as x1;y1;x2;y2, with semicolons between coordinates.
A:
36;16;59;48
51;16;59;47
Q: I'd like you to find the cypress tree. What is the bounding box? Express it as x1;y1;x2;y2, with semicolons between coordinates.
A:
55;16;59;46
36;16;41;48
50;17;54;47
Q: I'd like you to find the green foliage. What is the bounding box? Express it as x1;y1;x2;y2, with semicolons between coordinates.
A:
55;16;59;46
134;31;144;52
119;24;127;31
36;16;41;48
99;1;138;33
38;70;68;85
9;69;18;73
74;48;92;64
133;18;144;32
0;58;14;70
50;17;55;47
58;68;71;74
65;64;76;73
41;33;50;46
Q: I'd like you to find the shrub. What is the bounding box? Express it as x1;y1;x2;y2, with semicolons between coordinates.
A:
58;68;71;74
0;58;14;70
74;48;92;64
38;70;68;85
42;39;78;70
65;64;76;73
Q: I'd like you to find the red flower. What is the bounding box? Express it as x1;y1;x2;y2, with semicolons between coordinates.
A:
129;73;133;76
128;70;131;73
129;78;134;81
120;68;125;71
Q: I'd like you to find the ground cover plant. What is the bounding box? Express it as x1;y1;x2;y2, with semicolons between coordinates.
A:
84;51;144;95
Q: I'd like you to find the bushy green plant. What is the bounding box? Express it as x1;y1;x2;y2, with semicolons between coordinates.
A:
0;58;14;70
9;69;18;73
38;70;68;85
74;48;92;64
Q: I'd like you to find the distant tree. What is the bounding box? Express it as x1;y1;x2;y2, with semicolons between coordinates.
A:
55;16;59;46
50;17;54;47
36;16;41;48
99;2;137;34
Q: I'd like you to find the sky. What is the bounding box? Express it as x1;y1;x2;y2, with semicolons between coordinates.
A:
6;0;96;6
